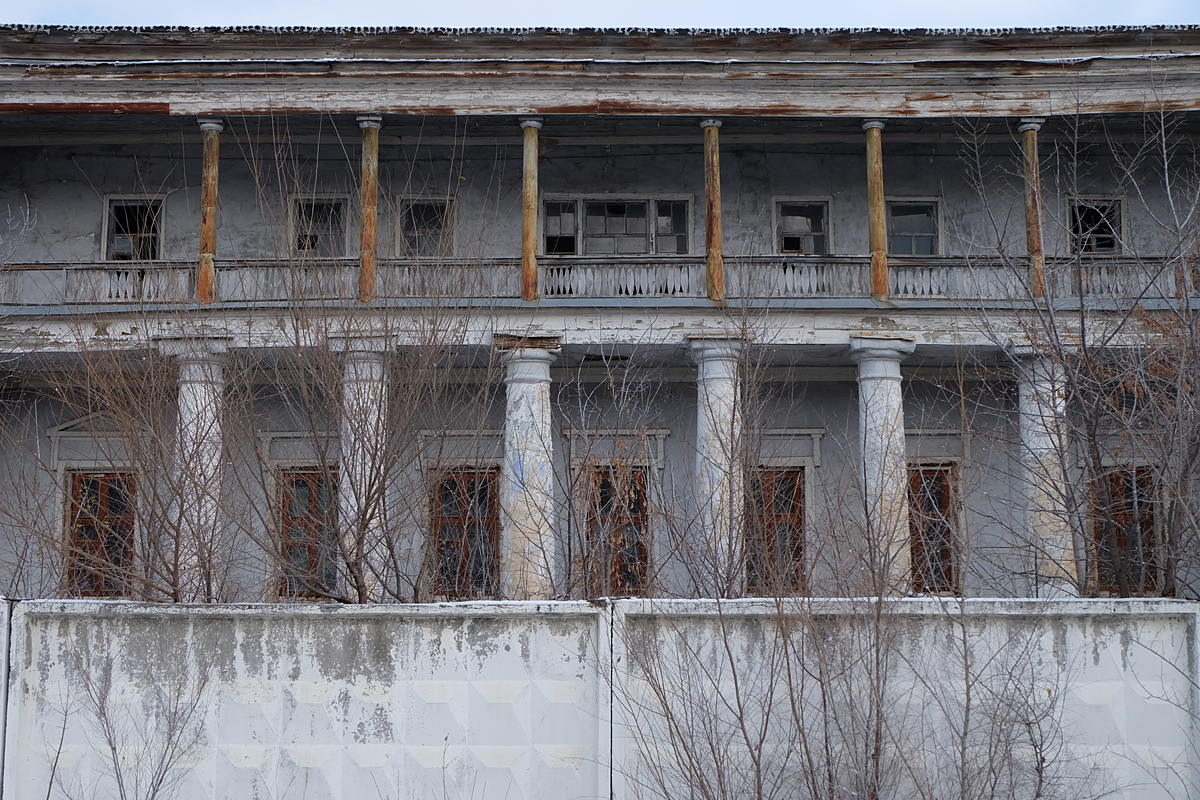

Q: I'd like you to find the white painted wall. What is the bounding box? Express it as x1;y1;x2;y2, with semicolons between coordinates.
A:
1;599;1196;800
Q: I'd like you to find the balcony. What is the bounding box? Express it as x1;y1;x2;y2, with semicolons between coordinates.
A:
0;255;1194;312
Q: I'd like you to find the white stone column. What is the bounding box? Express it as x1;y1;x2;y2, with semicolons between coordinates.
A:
500;346;558;600
850;336;915;594
339;346;388;602
1016;351;1079;596
690;337;743;597
161;339;227;602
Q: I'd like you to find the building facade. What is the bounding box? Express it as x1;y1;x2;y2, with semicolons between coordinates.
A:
0;25;1198;604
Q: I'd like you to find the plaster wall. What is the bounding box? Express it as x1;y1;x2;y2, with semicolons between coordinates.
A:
0;137;1182;264
0;373;1025;602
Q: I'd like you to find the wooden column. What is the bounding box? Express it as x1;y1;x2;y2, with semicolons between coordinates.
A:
863;120;888;301
197;118;223;306
357;114;382;303
1019;118;1047;298
520;118;542;302
701;119;724;303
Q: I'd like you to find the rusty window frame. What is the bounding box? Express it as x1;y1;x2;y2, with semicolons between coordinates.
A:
582;465;649;598
908;465;960;594
745;468;806;595
279;469;339;599
67;472;135;598
431;469;500;599
1089;466;1157;595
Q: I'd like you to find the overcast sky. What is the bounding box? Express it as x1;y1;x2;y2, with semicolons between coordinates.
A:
7;0;1200;31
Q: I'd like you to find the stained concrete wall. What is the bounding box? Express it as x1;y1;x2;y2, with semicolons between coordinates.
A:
0;599;1196;800
3;600;608;800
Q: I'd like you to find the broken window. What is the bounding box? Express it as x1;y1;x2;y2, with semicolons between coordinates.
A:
106;199;161;261
545;199;688;255
67;472;135;597
888;202;938;256
399;199;453;257
908;466;959;594
1071;198;1121;254
293;198;346;257
655;200;689;254
1091;466;1157;595
585;201;648;255
777;203;828;255
280;470;338;598
544;201;578;255
432;470;499;599
745;469;805;595
582;466;649;597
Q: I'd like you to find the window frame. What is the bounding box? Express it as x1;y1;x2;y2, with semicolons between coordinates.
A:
567;428;669;599
885;197;941;257
417;429;506;601
430;468;502;600
581;463;651;597
288;193;351;259
771;196;834;255
1068;195;1125;256
748;428;824;596
277;466;340;600
540;194;695;257
906;459;962;596
64;470;137;598
394;195;457;258
745;467;807;595
1088;464;1159;596
101;194;165;262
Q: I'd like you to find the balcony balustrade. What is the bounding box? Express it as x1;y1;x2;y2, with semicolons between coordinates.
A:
0;255;1194;309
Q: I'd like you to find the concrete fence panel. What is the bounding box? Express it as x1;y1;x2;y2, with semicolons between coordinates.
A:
1;598;1197;800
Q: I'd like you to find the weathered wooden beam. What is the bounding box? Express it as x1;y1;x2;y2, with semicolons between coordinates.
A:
702;118;724;304
520;117;542;302
864;120;888;301
13;46;1200;118
1019;117;1046;299
357;114;382;303
10;26;1200;65
197;118;223;306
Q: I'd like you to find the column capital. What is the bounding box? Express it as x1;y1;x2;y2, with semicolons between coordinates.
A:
700;118;722;130
197;117;224;133
862;119;886;131
1017;117;1046;133
688;336;742;366
502;348;557;384
848;335;914;362
849;336;914;382
519;117;543;130
357;114;383;130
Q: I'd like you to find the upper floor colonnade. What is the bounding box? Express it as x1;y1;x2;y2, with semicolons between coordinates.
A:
136;114;1065;307
6;26;1200;312
5;110;1192;313
143;331;1071;600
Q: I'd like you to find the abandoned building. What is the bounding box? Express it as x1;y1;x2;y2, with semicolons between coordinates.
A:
0;23;1199;800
